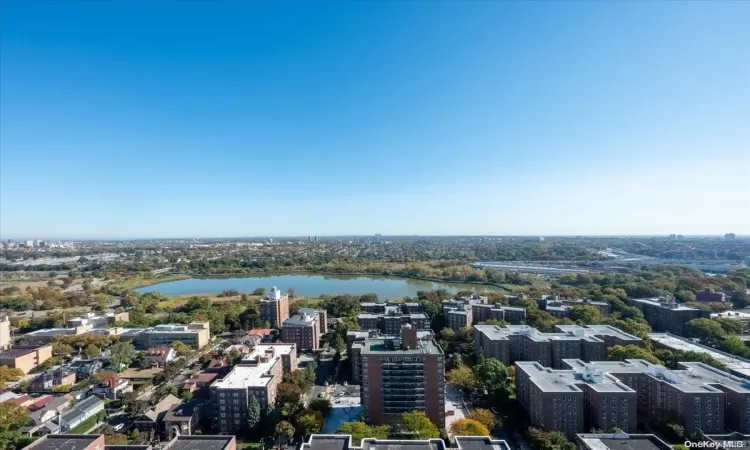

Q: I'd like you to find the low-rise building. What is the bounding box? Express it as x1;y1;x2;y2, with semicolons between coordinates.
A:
22;322;211;349
58;395;105;431
134;394;182;434
69;359;103;381
474;324;643;368
209;343;297;434
30;368;77;391
20;395;73;437
21;326;93;345
91;376;132;399
144;347;177;367
162;435;236;450
66;311;129;328
182;372;219;396
0;344;53;374
628;297;710;336
537;296;612;316
162;401;203;440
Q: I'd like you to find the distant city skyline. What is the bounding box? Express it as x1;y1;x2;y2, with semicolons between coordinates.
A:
1;2;748;238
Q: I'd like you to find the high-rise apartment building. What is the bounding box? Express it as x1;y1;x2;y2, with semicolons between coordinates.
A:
360;325;445;428
260;286;290;329
628;298;710;336
347;329;435;383
209;343;296;434
474;324;643;369
281;308;327;351
357;306;428;335
471;304;526;325
517;358;750;438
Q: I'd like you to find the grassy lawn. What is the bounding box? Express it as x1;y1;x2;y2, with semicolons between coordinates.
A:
113;273;191;290
68;413;105;434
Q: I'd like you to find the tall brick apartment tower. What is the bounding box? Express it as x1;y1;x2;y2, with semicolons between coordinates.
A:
260;286;290;329
360;324;446;428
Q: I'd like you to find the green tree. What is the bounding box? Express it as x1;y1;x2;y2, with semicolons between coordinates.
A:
685;318;727;346
179;390;193;401
526;427;575;450
308;398;332;416
568;305;603;325
275;382;304;417
337;422;390;443
52;342;75;357
296;410;324;437
607;345;662;365
401;411;440;439
274;421;296;442
246;395;261;432
473;358;509;398
446;366;476;391
85;344;101;359
450;418;490;436
109;341;136;370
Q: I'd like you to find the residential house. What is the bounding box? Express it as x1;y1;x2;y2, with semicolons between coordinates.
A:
20;395;73;437
58;395;105;431
69;359;103;381
144;347;177;367
206;358;229;375
91;376;133;400
134;394;181;434
182;372;218;396
30;368;77;391
3;394;35;408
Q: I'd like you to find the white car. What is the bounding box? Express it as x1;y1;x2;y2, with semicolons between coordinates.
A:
113;424;124;431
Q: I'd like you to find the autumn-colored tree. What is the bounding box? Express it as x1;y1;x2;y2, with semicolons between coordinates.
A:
401;411;440;439
446;366;476;391
0;366;24;390
467;408;498;430
451;418;490;436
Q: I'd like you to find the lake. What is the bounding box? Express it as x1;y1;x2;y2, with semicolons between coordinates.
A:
135;274;502;299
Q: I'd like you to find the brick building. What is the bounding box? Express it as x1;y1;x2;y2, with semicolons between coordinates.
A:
628;298;710;336
260;286;290;328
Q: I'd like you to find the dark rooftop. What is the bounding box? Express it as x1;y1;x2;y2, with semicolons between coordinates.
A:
25;435;102;450
164;436;235;450
455;437;512;450
576;434;672;450
301;436;350;450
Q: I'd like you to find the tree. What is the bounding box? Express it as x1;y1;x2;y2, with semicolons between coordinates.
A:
296;410;324;437
283;369;315;392
180;390;193;401
52;342;75;357
0;366;24;390
526;427;575;450
337;422;390;443
473;358;510;399
467;408;498;430
171;341;193;357
275;382;304;417
685;318;727;347
253;288;267;296
401;411;440;439
308;399;332;417
568;305;603;325
446;366;476;391
109;341;136;370
246;395;261;432
274;420;295;442
607;345;662;365
450;419;490;436
85;344;101;359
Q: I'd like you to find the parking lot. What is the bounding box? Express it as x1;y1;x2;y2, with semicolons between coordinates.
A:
331;383;360;406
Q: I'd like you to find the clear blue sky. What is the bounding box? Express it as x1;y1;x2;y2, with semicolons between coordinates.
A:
1;1;749;239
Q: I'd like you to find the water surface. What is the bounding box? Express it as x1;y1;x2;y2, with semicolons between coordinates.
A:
136;274;501;298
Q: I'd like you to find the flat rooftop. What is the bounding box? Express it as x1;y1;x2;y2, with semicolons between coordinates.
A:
516;361;635;393
630;297;699;311
564;359;750;394
23;328;77;337
577;434;671;450
361;338;443;356
475;324;642;344
164;436;235;450
26;435;101;450
650;333;750;378
211;344;295;389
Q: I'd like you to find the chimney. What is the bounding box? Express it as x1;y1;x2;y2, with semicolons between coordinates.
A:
401;324;418;349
